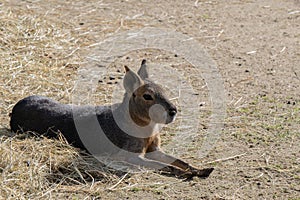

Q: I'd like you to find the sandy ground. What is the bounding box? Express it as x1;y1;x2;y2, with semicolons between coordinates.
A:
0;0;299;199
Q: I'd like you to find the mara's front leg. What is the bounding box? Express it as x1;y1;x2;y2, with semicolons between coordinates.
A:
122;154;193;178
145;150;214;178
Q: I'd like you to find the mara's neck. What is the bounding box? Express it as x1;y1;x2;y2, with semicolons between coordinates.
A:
113;96;160;138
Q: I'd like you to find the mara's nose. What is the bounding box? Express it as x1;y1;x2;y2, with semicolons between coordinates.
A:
168;107;177;117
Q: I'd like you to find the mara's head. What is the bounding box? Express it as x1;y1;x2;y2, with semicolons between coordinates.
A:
123;59;177;126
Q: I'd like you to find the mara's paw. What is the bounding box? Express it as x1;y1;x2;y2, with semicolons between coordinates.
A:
160;166;193;179
193;167;214;179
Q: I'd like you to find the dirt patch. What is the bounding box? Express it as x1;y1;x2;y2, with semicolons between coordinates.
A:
0;0;299;199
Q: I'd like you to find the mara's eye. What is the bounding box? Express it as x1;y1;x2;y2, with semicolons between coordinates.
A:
143;94;153;101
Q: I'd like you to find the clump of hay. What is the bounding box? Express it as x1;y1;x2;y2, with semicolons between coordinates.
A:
0;131;130;199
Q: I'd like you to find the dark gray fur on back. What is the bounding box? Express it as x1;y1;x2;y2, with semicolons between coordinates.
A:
10;95;146;154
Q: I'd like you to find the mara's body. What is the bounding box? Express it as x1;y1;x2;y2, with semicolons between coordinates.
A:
10;95;160;155
10;60;214;179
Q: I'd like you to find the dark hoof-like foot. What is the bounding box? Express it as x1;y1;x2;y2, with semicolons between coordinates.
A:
196;167;214;179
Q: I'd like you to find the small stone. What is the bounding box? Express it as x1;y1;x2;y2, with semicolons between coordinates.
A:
199;102;205;106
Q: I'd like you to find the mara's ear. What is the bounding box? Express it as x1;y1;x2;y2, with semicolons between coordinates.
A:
137;59;149;80
123;65;144;94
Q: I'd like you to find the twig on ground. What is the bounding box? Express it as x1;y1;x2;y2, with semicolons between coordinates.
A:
205;152;247;164
74;165;87;185
107;172;129;191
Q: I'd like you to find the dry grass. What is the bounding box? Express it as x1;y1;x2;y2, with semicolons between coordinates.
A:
0;3;80;110
0;131;133;199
